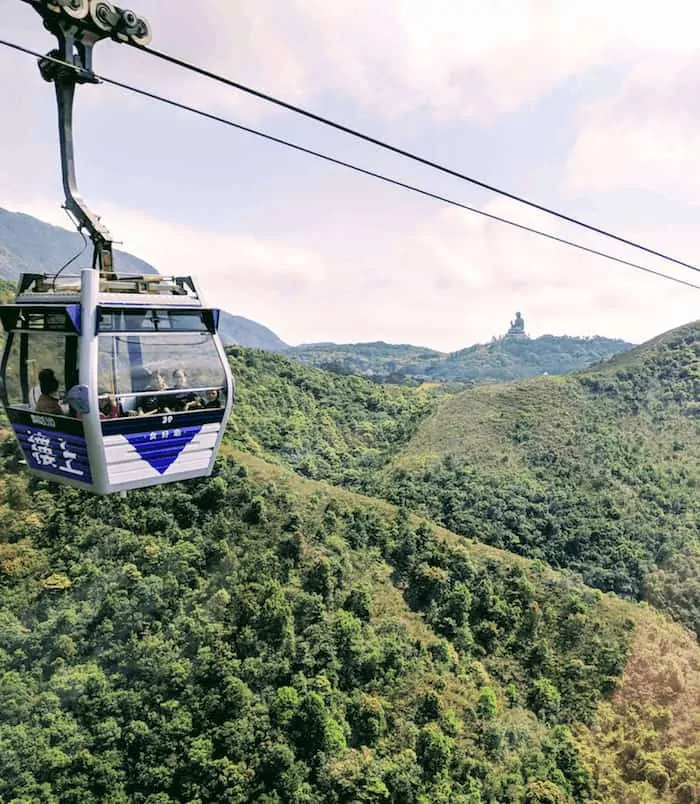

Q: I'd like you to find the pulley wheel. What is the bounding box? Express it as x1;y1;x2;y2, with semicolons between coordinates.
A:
128;13;152;47
61;0;90;19
88;0;117;32
121;8;138;27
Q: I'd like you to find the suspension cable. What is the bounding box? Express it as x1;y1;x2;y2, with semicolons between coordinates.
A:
1;38;699;293
132;42;700;275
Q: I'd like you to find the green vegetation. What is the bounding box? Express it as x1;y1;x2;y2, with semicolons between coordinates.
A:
0;286;697;801
220;325;699;639
289;334;634;384
577;612;700;803
224;347;441;485
0;276;15;304
368;322;700;637
0;440;644;802
289;342;442;383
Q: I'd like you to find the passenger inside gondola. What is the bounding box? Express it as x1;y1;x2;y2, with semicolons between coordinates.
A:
35;368;65;416
201;388;221;408
184;387;221;411
128;368;168;416
98;389;122;419
165;367;199;412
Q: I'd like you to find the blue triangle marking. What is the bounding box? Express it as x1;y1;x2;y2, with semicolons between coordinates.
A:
125;425;201;474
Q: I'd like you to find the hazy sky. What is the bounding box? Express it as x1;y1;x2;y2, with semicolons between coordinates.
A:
1;0;698;350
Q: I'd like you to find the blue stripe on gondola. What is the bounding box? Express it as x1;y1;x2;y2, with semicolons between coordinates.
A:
101;408;224;436
8;407;86;437
124;425;202;474
13;424;92;483
66;304;81;335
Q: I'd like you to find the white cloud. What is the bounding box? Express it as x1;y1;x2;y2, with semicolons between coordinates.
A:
1;0;698;354
148;0;620;124
6;0;700;131
10;195;690;352
0;0;636;124
561;1;700;200
566;55;700;201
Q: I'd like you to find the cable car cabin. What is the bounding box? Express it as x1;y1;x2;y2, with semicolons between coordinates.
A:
0;269;234;495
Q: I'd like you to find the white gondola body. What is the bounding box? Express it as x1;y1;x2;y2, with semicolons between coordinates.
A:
0;269;234;494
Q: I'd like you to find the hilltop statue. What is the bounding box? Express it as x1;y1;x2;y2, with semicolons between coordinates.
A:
505;311;528;339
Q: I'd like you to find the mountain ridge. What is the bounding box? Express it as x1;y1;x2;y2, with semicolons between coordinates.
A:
287;332;636;384
0;206;289;352
0;207;157;278
1;206;638;381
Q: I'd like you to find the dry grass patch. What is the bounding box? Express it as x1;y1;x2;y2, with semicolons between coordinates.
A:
577;609;700;803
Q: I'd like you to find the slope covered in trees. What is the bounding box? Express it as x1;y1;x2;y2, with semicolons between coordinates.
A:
369;322;700;637
220;323;699;640
1;438;698;802
224;347;441;484
0;313;697;801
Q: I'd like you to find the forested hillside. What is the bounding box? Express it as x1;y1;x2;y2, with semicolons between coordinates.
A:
370;322;700;637
0;317;698;801
0;441;698;802
289;334;634;385
224;347;442;484
222;323;699;640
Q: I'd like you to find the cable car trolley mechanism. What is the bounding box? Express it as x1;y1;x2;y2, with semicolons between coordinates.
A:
0;0;235;494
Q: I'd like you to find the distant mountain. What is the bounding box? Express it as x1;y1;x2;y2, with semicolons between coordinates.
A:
0;206;635;379
0;206;290;351
289;333;636;383
288;341;441;381
217;311;288;352
0;207;156;278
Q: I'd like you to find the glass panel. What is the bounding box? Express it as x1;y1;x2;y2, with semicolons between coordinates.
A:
98;333;227;416
154;311;208;331
98;309;156;332
3;331;73;415
43;311;71;331
30;332;69;415
98;308;208;333
21;310;75;332
3;334;22;406
1;307;79;334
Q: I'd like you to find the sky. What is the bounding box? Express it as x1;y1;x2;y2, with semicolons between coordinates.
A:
1;0;699;351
